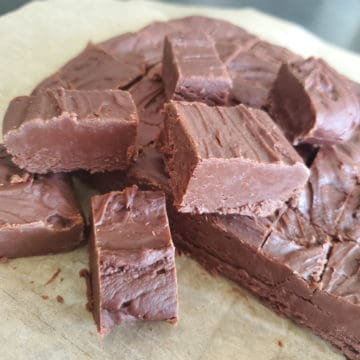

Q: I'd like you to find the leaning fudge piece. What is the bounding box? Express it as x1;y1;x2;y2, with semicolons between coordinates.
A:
0;145;84;258
162;31;232;105
3;88;138;174
163;101;309;216
170;204;360;359
32;43;145;94
90;187;178;335
301;128;360;242
269;57;360;145
227;40;302;108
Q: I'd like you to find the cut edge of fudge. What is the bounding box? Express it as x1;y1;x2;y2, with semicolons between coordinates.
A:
162;31;232;105
163;101;309;216
90;187;178;335
3;88;139;174
268;57;360;146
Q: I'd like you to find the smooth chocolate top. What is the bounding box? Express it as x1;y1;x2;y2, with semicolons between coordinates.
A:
32;44;145;94
162;31;232;104
166;101;305;166
3;88;138;135
91;187;172;250
270;57;360;145
100;16;255;69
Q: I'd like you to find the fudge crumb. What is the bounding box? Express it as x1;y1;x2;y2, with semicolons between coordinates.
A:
277;340;284;348
41;295;49;300
60;277;64;282
0;257;9;263
56;295;64;304
80;268;93;312
30;280;34;284
45;268;61;285
230;287;248;301
12;266;17;270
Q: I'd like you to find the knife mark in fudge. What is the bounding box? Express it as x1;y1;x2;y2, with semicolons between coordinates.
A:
32;43;145;95
227;40;302;108
300;127;360;242
162;32;232;105
269;57;360;145
90;186;178;335
163;101;309;216
0;145;84;258
3;88;138;174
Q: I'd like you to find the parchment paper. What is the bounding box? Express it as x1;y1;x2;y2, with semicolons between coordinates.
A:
1;1;359;359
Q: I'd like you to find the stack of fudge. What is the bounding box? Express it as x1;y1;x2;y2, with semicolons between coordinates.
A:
1;16;360;358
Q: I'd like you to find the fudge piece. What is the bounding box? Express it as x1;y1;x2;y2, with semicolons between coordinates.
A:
3;88;138;174
269;57;360;145
169;203;360;359
300;128;360;242
90;187;178;335
0;145;84;258
32;43;145;95
162;32;232;105
227;40;302;108
163;101;309;216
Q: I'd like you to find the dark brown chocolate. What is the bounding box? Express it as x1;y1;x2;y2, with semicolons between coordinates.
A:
162;31;232;105
3;88;138;174
163;101;309;216
0;145;84;258
90;187;178;335
269;57;360;145
32;43;145;95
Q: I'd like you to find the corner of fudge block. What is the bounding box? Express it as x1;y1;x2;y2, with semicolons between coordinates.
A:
162;31;232;105
90;187;178;335
3;88;139;174
164;101;309;216
268;57;360;146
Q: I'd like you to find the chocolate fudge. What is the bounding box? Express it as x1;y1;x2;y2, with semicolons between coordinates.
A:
227;40;302;108
170;201;360;359
90;187;178;335
0;145;84;258
163;101;309;216
3;88;138;174
162;32;232;105
299;127;360;242
32;43;145;95
269;57;360;145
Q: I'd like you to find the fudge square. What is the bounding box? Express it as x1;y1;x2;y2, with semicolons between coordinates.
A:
162;31;232;105
0;145;84;258
90;186;178;335
163;101;309;216
269;57;360;145
3;88;138;174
